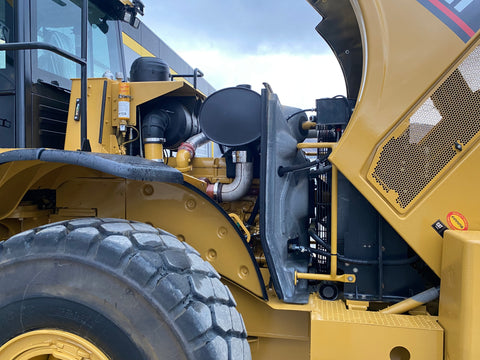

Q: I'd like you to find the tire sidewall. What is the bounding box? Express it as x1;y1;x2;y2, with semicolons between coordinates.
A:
0;256;190;360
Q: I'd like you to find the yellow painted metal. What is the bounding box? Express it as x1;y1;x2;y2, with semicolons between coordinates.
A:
229;213;251;243
346;300;369;311
319;0;480;275
52;177;126;220
129;81;182;114
0;161;106;238
0;204;51;240
0;329;109;360
119;0;134;6
64;78;203;153
181;174;208;192
294;271;355;285
169;156;229;184
227;278;443;360
144;142;164;162
125;180;265;298
297;142;336;150
331;164;339;276
366;42;480;215
310;297;443;360
301;121;316;130
0;160;64;219
226;282;310;360
439;230;480;360
64;78;117;153
176;148;192;171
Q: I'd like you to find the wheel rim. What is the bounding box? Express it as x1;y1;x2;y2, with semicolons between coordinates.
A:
0;329;109;360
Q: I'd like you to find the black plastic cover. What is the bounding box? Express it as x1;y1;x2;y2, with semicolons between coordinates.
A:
316;97;351;126
130;57;170;82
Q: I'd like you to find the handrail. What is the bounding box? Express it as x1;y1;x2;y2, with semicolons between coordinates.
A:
0;42;86;65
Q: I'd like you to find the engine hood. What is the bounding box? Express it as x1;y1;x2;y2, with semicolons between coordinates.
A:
307;0;362;99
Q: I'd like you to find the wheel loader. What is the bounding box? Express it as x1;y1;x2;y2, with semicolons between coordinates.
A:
0;0;479;359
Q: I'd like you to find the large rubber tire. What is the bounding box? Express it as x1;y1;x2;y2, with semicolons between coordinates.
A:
0;218;251;360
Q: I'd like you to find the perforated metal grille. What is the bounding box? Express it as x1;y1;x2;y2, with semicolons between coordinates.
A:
371;45;480;210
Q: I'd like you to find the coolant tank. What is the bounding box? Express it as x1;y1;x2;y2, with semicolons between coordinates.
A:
199;87;261;147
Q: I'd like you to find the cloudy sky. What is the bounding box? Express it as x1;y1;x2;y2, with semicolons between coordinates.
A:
141;0;346;109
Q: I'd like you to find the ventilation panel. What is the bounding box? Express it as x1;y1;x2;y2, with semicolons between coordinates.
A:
368;45;480;212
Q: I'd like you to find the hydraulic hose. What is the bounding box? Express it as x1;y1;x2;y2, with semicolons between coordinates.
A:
300;231;420;266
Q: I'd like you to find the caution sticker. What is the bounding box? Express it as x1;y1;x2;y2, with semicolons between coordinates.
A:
446;211;469;231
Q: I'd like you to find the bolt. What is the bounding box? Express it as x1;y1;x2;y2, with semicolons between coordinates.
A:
239;266;249;279
207;249;217;261
217;226;227;238
185;199;196;210
143;184;154;196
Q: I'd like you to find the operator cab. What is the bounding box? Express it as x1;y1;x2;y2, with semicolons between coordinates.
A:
0;0;128;149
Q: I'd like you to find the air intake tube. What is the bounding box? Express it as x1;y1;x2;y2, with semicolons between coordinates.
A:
141;110;169;162
176;132;210;171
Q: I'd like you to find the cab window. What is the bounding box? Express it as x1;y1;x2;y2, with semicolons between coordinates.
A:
32;0;122;89
0;0;15;91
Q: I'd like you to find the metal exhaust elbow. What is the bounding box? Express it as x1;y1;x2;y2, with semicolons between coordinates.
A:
207;151;253;202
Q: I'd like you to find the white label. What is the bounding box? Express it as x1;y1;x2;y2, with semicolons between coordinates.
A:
118;101;130;119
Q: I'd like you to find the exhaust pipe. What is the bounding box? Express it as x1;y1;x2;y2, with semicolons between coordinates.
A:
207;151;253;202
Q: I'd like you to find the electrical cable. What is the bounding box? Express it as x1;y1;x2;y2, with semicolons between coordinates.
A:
278;153;329;177
246;199;260;227
309;165;332;177
121;126;139;147
309;228;331;252
285;108;316;122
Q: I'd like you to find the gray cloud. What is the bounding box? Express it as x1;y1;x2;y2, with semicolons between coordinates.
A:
141;0;329;55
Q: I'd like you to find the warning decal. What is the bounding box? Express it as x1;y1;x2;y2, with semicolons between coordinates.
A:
446;211;469;230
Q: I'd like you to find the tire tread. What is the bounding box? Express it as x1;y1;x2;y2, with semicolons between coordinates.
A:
0;218;251;360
